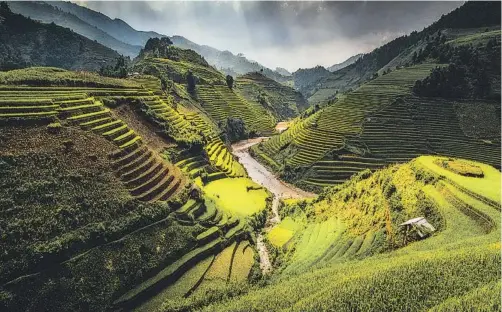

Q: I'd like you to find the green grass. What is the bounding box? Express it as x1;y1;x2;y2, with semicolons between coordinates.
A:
229;242;255;283
134;255;215;312
0;67;140;88
267;217;300;248
202;178;270;217
417;156;500;204
446;30;501;46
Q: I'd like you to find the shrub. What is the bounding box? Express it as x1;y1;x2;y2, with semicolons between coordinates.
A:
47;122;62;134
437;159;484;178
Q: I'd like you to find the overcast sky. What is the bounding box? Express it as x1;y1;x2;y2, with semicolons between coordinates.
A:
78;1;463;72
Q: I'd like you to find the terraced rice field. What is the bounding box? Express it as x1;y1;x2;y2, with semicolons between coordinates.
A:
236;72;308;120
118;208;252;311
206;137;246;177
197;85;275;134
135;240;255;312
0;87;187;202
203;156;500;312
254;64;501;190
267;217;300;248
202;177;270;217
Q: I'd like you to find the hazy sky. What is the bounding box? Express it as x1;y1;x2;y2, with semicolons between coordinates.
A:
79;1;463;72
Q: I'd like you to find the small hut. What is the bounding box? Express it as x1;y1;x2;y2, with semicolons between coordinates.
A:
400;217;435;243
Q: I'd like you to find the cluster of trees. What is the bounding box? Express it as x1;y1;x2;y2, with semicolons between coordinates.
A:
186;70;196;93
220;117;247;143
141;37;173;57
226;74;234;88
140;37;209;67
99;55;129;78
413;38;500;99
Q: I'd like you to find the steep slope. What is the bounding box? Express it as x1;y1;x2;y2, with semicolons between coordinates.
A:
236;72;309;120
0;3;120;71
296;1;501;104
133;39;276;135
253;2;501;191
327;53;363;72
199;156;501;312
275;67;291;76
292;66;332;99
0;67;264;311
254;63;501;191
8;1;141;58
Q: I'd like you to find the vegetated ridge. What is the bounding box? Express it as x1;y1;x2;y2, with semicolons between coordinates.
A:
327;53;363;72
293;1;501;104
0;3;120;71
7;1;142;58
253;1;501;192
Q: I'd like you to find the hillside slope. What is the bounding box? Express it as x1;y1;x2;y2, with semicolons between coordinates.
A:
199;156;501;312
253;62;501;191
0;67;264;311
327;53;363;72
0;3;120;71
170;35;290;83
253;1;501;191
236;72;309;120
133;39;276;135
8;1;141;58
295;1;501;104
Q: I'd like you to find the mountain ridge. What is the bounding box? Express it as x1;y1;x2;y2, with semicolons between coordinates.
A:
0;2;120;71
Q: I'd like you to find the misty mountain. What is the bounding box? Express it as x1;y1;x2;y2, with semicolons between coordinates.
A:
51;1;290;81
8;1;141;58
49;0;162;47
12;1;288;83
170;35;288;82
327;54;363;72
0;2;119;71
275;67;291;76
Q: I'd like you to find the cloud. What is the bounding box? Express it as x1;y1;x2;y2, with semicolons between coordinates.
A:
80;1;463;72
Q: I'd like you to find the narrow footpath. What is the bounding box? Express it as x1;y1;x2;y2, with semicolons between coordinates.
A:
231;137;315;274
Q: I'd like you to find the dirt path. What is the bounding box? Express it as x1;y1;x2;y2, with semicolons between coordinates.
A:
231;137;315;274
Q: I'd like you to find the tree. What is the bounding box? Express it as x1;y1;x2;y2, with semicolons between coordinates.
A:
186;70;196;93
226;75;234;89
0;2;11;15
99;55;128;78
412;51;418;63
223;117;247;143
160;77;168;91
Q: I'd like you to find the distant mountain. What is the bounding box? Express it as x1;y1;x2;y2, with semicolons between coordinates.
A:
292;66;332;97
11;1;288;83
275;67;292;76
8;1;141;58
49;1;162;47
0;2;119;71
236;71;308;120
327;54;363;72
170;35;289;83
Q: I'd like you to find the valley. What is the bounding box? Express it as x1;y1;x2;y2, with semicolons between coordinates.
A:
0;1;500;311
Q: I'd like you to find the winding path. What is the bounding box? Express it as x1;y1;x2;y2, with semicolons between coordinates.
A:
231;137;315;274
